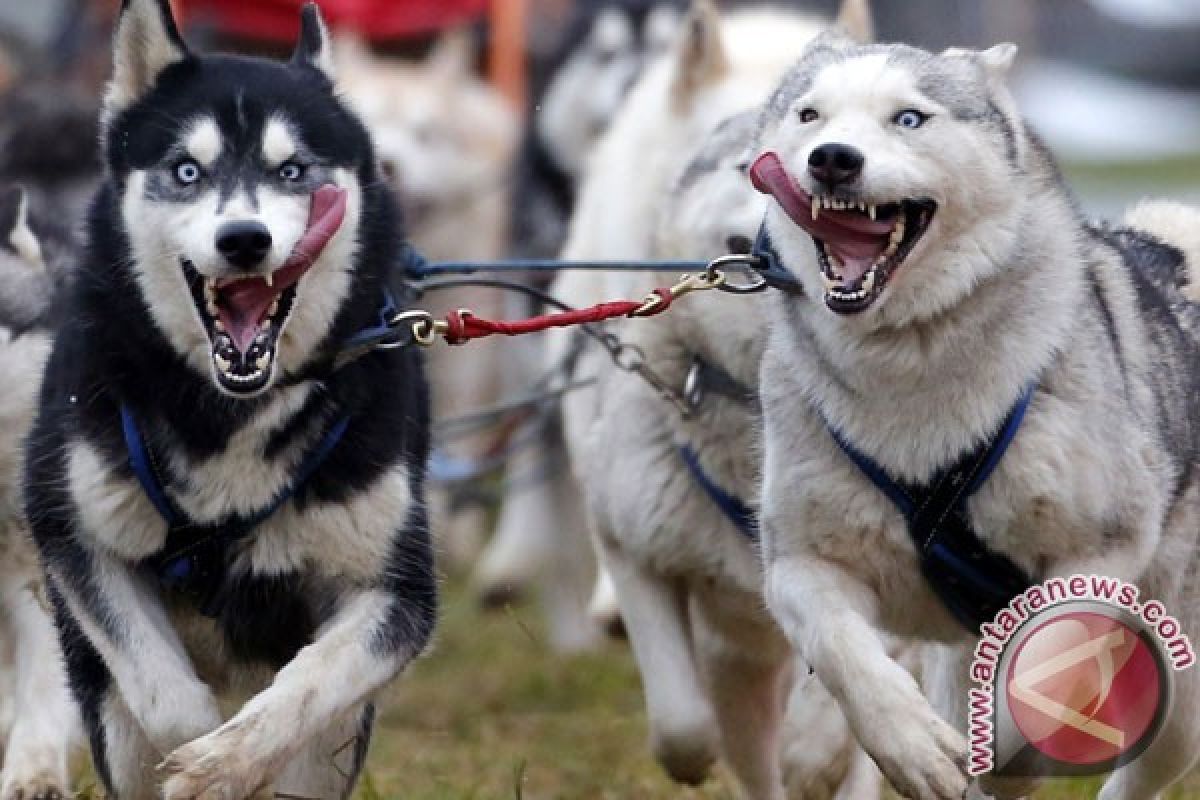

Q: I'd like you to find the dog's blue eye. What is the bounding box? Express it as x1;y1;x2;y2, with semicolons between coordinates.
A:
894;110;929;129
279;162;304;181
174;160;201;185
798;108;819;124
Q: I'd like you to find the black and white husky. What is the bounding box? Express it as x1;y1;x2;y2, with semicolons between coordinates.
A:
24;2;435;798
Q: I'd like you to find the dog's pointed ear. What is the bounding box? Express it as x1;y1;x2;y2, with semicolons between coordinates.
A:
428;30;474;85
979;43;1018;81
291;3;336;81
835;0;874;44
0;185;44;269
944;43;1018;85
104;0;189;122
669;0;729;112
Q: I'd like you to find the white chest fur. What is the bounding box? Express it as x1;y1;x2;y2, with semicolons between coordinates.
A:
68;383;414;583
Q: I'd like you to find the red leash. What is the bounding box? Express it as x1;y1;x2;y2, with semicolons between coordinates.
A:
439;288;673;345
403;274;726;348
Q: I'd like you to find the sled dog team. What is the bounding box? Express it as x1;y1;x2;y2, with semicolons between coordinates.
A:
0;0;1195;798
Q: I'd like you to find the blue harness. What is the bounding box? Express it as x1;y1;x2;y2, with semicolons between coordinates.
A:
122;407;349;616
678;444;757;540
119;288;411;615
675;357;760;541
831;390;1037;633
753;220;1036;632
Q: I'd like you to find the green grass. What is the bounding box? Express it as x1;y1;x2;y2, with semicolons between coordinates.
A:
1063;154;1200;190
354;583;1198;800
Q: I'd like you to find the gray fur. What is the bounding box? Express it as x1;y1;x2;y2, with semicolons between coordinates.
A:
754;38;1200;800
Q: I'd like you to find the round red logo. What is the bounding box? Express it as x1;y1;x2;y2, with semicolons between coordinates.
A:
1005;610;1165;767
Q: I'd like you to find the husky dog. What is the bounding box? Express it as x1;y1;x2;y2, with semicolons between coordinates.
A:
24;2;435;798
0;186;80;800
751;32;1200;800
475;0;836;650
336;30;519;567
512;0;685;258
582;106;880;799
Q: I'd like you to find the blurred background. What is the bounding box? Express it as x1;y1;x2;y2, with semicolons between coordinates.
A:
0;2;1197;798
1;0;1198;218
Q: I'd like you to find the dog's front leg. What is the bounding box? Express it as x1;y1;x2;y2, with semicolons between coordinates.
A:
763;553;967;800
51;544;222;754
161;585;432;800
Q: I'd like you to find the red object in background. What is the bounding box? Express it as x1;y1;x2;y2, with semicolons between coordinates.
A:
179;0;489;42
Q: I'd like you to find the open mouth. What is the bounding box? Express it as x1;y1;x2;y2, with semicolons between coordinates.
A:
750;151;936;314
183;185;347;395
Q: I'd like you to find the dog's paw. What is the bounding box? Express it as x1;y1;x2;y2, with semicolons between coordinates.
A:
140;683;223;754
859;704;967;800
0;772;68;800
160;734;264;800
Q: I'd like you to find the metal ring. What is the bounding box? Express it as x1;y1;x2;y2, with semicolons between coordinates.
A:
391;310;438;347
706;254;770;294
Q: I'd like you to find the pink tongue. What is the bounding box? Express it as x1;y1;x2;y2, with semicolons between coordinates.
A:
216;185;348;353
749;151;894;284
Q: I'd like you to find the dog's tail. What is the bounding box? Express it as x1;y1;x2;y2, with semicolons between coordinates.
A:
1124;200;1200;303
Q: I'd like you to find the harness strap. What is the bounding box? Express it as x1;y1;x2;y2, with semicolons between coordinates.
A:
122;404;350;615
678;444;757;540
828;385;1037;632
751;224;806;295
120;405;178;526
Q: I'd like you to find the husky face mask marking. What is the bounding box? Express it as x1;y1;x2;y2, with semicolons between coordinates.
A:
754;36;1025;319
104;1;371;396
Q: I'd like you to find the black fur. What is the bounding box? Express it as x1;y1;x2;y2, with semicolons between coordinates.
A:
24;5;435;793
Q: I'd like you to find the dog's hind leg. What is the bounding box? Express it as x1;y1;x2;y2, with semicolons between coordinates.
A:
689;585;789;800
781;663;871;800
1098;634;1200;800
600;537;718;785
0;543;77;800
273;703;374;800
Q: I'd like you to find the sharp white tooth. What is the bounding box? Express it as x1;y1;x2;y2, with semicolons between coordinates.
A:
868;204;877;221
206;299;219;316
822;196;831;210
213;319;225;332
264;272;274;288
260;317;272;331
861;269;876;293
858;201;866;212
255;353;271;370
204;280;217;300
812;195;820;221
214;354;232;372
268;300;279;316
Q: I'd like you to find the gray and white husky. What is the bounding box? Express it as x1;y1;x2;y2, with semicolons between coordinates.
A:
751;31;1200;800
0;186;80;800
24;2;435;798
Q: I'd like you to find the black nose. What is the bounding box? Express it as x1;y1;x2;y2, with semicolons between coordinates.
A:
215;220;272;270
726;234;753;254
808;143;864;188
